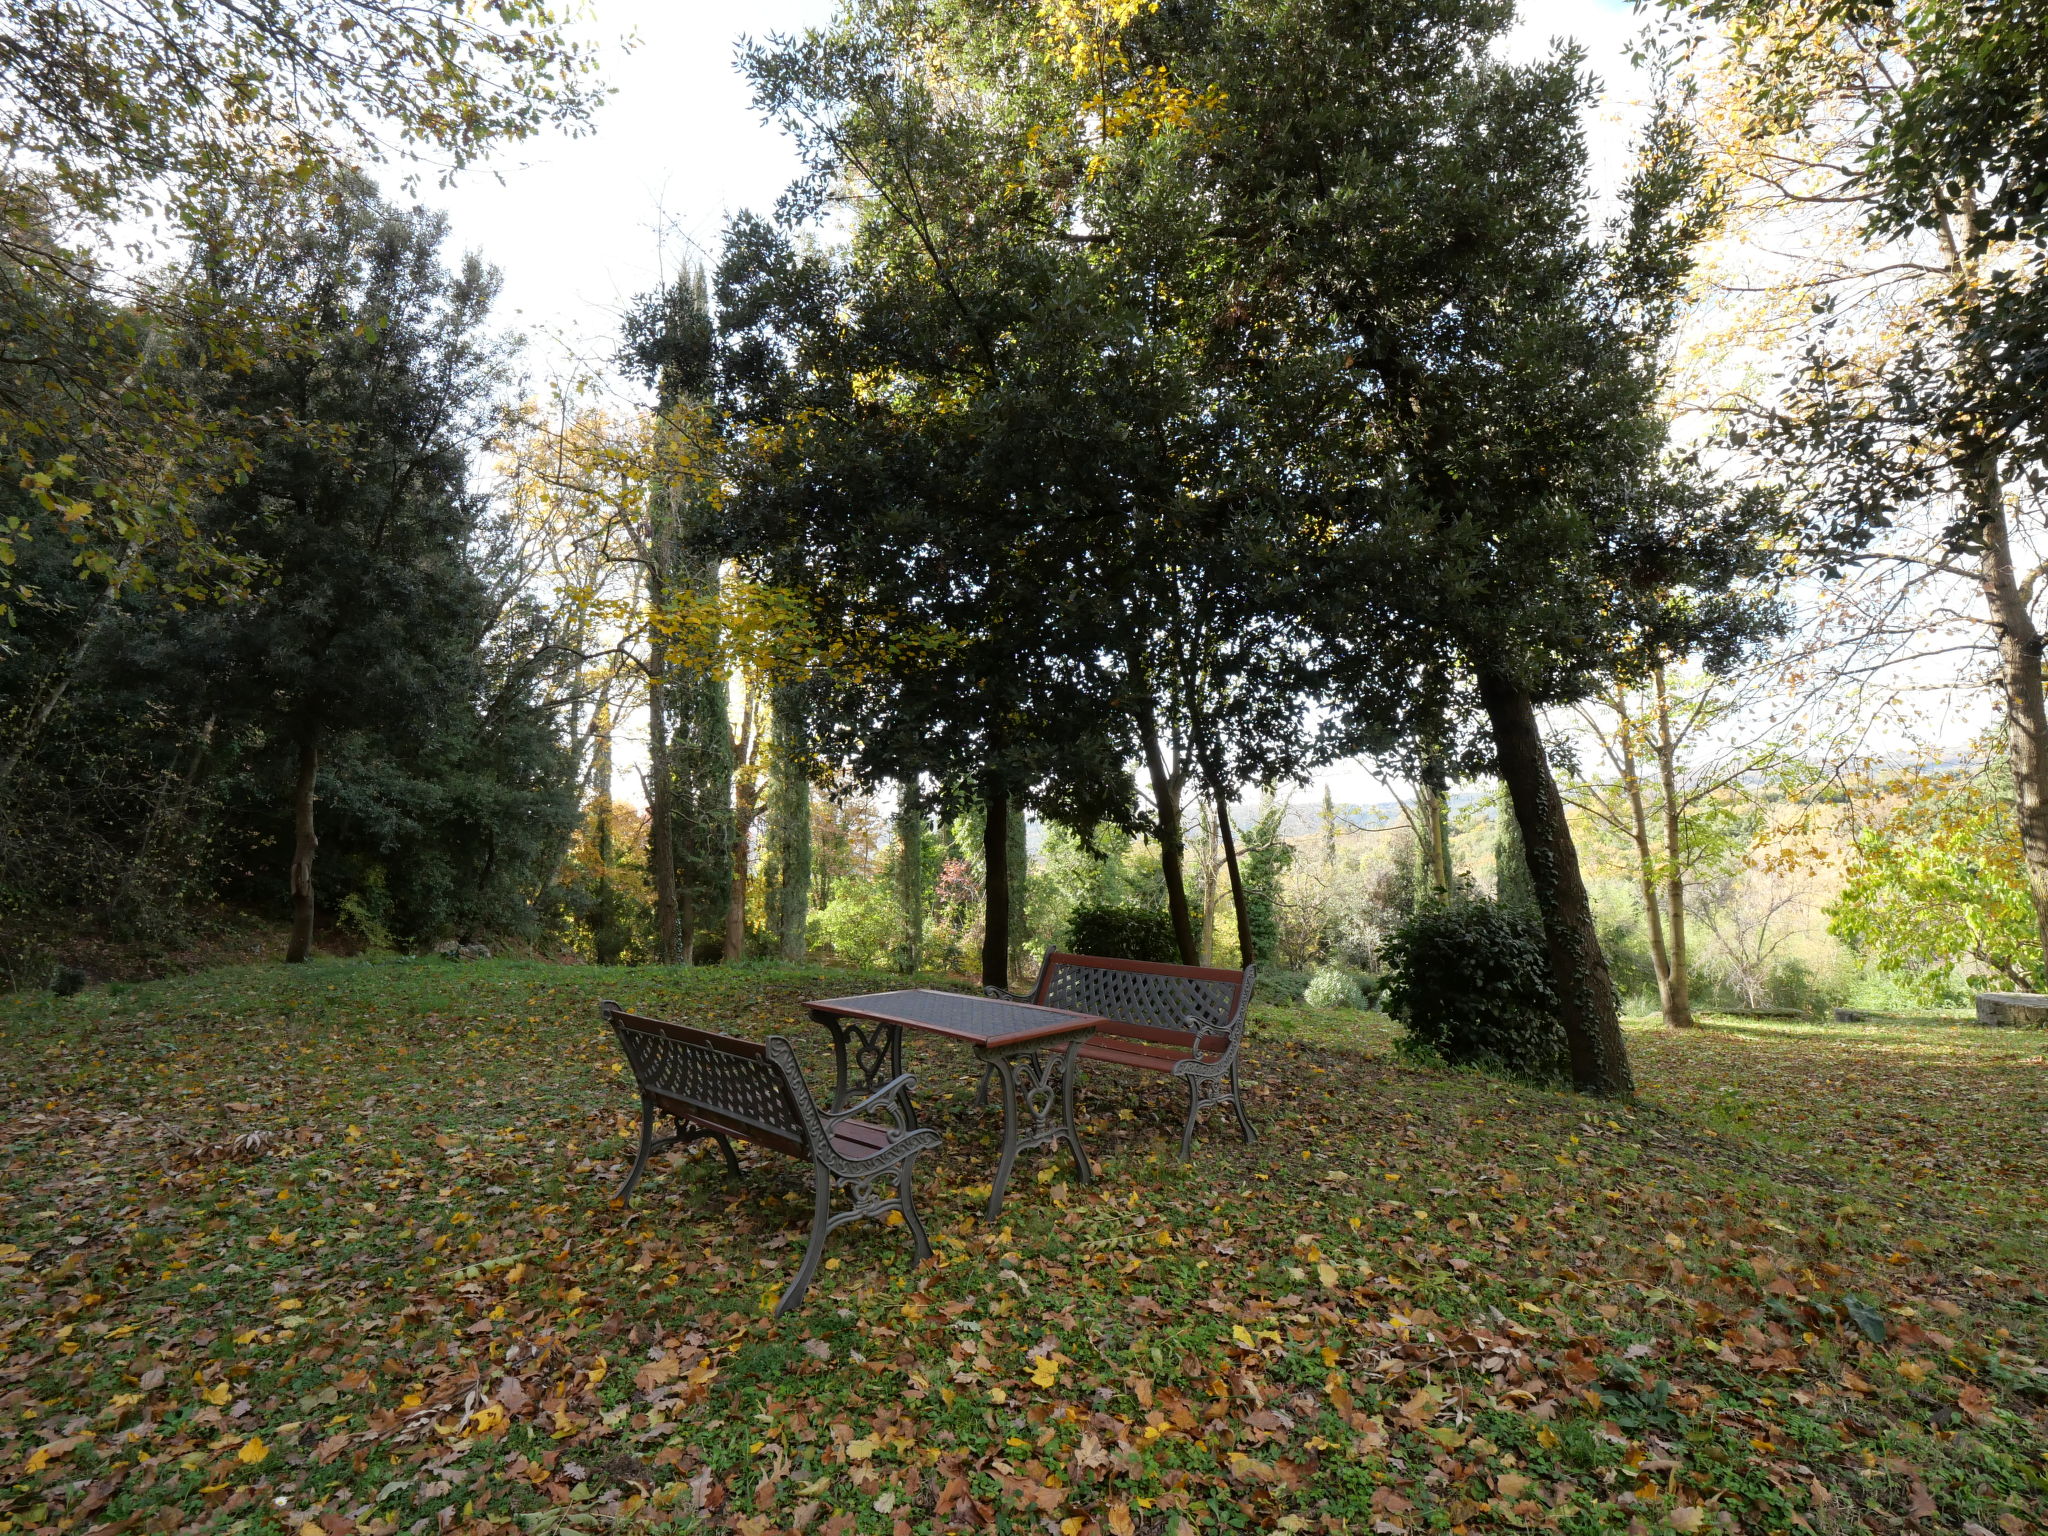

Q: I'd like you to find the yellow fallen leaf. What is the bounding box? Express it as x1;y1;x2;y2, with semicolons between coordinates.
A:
1061;1519;1085;1536
846;1435;880;1460
587;1356;608;1388
238;1436;268;1464
1497;1471;1531;1498
1031;1356;1059;1389
202;1381;231;1406
1231;1324;1256;1348
1316;1262;1339;1287
1107;1501;1135;1536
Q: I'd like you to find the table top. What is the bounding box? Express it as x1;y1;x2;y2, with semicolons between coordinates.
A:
807;989;1103;1047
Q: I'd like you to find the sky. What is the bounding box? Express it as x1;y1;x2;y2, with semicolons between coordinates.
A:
427;0;1649;815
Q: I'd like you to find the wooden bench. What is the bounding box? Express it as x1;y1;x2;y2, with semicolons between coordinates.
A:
983;953;1256;1159
603;1001;941;1316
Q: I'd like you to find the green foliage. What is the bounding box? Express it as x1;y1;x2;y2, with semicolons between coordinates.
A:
1381;897;1570;1084
1062;905;1178;965
1240;799;1293;968
1828;760;2040;1000
1304;965;1365;1010
810;880;899;971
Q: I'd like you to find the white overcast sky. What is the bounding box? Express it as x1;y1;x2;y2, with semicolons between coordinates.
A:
428;0;1648;814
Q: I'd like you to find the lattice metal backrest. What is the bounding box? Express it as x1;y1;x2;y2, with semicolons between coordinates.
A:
1037;954;1250;1049
604;1004;808;1150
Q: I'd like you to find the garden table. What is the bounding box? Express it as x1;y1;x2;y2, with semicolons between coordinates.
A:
806;988;1101;1220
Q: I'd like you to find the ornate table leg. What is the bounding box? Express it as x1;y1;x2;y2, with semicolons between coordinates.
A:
976;1033;1093;1222
817;1014;913;1122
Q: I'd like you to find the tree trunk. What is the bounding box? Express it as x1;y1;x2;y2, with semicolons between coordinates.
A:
1648;666;1695;1026
285;725;321;964
1478;669;1633;1096
1620;746;1677;1023
765;689;812;963
647;661;680;965
1007;798;1029;976
981;781;1010;990
726;776;753;964
1213;778;1252;967
1974;457;2048;988
896;780;924;974
1135;690;1198;962
1199;803;1219;967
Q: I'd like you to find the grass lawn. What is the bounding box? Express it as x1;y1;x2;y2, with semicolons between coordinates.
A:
0;960;2043;1536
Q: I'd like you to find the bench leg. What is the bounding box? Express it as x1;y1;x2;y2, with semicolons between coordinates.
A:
1057;1040;1092;1187
778;1163;836;1318
1178;1079;1201;1162
618;1099;660;1202
705;1126;743;1174
896;1153;933;1264
1228;1063;1256;1144
973;1063;994;1108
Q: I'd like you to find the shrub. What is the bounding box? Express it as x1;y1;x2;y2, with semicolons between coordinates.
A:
1063;904;1179;963
1380;897;1570;1084
812;882;898;969
1304;965;1365;1009
1253;968;1310;1005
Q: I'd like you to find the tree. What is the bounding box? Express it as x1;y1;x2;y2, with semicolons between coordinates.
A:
1565;664;1784;1027
761;688;813;962
181;174;510;961
1664;0;2048;984
1173;0;1777;1094
0;0;601;621
1828;749;2041;999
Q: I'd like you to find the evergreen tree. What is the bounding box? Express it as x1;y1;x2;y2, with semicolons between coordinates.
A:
761;687;813;963
181;173;512;962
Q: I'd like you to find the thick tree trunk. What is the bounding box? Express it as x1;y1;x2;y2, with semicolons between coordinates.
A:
1479;670;1633;1096
1648;666;1696;1026
765;690;812;963
647;665;680;965
285;726;321;964
981;782;1010;990
1135;691;1198;963
1974;458;2048;987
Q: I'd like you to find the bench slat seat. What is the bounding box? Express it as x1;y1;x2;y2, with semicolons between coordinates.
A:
985;953;1255;1160
604;1001;939;1315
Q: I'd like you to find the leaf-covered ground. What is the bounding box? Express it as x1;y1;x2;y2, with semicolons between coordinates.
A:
0;960;2042;1536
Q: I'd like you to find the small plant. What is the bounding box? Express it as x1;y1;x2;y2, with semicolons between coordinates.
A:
1304;965;1365;1009
1380;896;1570;1084
1063;904;1179;963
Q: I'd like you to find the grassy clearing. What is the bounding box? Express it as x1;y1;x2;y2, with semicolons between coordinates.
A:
0;960;2042;1536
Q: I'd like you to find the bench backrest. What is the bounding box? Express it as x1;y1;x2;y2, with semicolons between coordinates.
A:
603;1001;810;1158
1028;953;1253;1055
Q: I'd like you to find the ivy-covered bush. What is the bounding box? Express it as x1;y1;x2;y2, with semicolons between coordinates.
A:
1380;897;1570;1084
1064;904;1179;963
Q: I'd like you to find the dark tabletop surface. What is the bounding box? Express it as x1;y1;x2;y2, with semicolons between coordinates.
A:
806;989;1104;1047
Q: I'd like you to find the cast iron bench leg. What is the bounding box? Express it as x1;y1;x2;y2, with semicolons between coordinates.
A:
779;1163;836;1317
618;1100;741;1202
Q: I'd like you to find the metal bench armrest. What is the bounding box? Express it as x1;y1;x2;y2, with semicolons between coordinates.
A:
824;1072;918;1135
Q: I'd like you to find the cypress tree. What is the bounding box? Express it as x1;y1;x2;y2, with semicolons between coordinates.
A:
761;687;812;963
1495;783;1539;919
894;780;924;973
